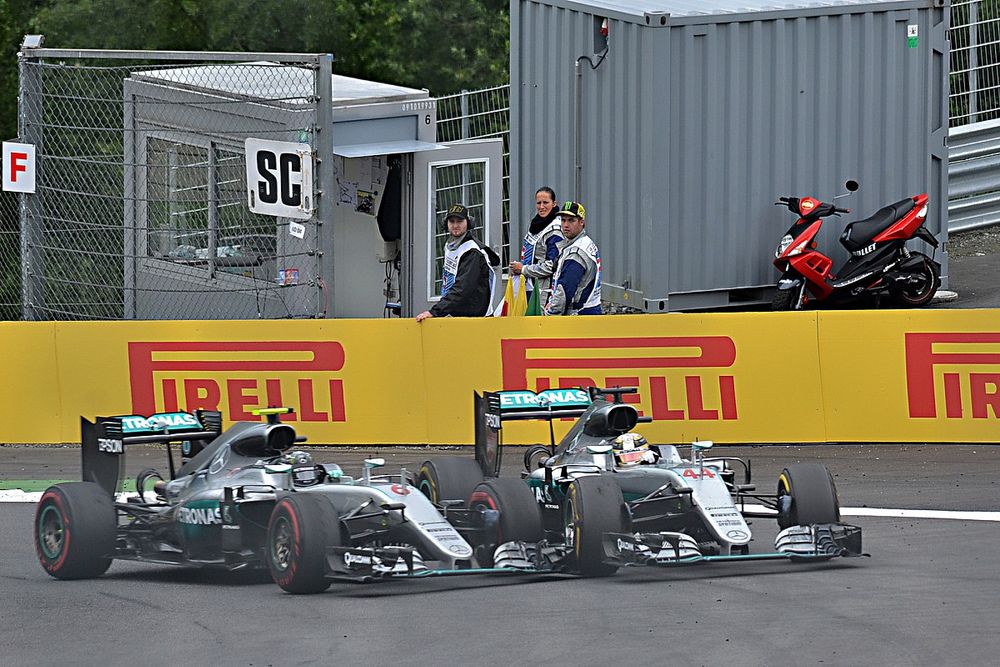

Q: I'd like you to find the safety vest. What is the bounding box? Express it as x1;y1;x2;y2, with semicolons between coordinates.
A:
520;219;563;266
442;239;498;315
549;233;602;313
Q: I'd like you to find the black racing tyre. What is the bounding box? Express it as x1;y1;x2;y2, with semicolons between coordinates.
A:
776;463;841;530
467;478;544;567
890;252;941;307
523;445;551;471
563;476;630;577
267;493;340;594
416;457;484;504
35;482;116;580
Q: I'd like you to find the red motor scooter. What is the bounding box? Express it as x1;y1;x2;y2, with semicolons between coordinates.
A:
771;180;941;310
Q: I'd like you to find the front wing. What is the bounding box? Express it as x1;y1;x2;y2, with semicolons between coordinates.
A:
605;523;864;567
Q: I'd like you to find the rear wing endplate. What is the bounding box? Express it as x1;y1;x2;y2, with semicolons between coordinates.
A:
81;410;223;496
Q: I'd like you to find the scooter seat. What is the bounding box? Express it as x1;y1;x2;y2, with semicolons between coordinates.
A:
840;197;915;252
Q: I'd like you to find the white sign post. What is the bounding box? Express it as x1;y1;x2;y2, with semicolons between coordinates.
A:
2;141;36;193
244;138;313;220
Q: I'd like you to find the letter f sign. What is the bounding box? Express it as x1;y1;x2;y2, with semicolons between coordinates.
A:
2;142;36;193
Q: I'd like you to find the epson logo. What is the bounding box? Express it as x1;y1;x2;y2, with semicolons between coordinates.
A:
485;413;501;429
97;438;123;454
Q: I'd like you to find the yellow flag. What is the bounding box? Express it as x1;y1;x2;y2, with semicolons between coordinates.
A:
497;275;528;316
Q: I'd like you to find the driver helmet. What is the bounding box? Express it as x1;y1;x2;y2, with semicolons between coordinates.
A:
613;433;651;467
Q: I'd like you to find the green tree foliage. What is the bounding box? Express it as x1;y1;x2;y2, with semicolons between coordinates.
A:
0;0;510;139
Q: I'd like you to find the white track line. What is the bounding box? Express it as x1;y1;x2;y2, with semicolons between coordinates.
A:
841;507;1000;522
742;503;1000;522
0;490;134;503
5;491;1000;521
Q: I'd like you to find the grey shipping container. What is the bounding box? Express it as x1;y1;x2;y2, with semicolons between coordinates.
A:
511;0;950;311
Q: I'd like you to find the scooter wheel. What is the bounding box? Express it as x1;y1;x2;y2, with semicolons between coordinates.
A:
890;252;940;307
771;282;805;311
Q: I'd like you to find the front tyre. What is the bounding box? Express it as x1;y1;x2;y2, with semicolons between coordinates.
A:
776;463;841;529
267;494;340;594
772;279;805;311
563;476;630;577
35;482;116;580
467;478;543;567
890;252;941;307
416;457;484;504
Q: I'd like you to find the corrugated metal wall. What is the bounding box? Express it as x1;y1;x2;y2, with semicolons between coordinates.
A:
513;0;950;310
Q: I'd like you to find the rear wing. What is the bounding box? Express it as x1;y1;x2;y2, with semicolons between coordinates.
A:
474;387;652;477
474;389;592;477
81;410;222;496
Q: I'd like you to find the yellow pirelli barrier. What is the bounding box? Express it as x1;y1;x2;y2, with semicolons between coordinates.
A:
817;309;1000;442
0;311;996;444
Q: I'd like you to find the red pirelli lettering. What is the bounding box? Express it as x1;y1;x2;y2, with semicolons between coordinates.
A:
905;333;1000;418
501;336;738;422
128;341;346;423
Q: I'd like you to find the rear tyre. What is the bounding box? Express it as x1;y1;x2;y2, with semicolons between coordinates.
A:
267;494;339;594
35;482;116;580
523;445;551;471
776;463;841;529
416;457;484;504
890;252;940;307
467;478;544;567
563;476;630;577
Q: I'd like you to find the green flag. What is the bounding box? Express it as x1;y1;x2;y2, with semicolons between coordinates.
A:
526;286;541;316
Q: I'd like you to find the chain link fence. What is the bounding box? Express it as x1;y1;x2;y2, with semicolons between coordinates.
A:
3;51;327;321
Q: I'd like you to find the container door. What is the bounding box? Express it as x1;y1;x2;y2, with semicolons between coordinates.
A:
405;138;504;317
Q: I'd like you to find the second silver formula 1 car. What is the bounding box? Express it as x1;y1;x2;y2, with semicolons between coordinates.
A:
418;387;865;576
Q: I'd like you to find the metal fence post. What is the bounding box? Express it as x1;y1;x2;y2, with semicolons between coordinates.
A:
969;1;979;123
18;48;44;321
207;143;218;279
461;89;471;207
315;53;335;317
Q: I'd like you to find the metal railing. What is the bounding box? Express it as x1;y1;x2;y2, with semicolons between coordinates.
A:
436;85;512;264
950;1;1000;126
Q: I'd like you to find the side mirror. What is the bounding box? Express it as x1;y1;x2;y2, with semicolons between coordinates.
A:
845;179;860;192
692;440;714;453
364;458;386;469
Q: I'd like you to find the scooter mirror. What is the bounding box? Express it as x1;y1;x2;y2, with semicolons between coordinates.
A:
845;179;860;192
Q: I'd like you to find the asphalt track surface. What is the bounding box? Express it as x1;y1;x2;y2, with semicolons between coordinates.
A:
3;443;1000;667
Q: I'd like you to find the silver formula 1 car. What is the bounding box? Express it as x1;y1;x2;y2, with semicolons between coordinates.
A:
34;408;534;594
417;387;864;576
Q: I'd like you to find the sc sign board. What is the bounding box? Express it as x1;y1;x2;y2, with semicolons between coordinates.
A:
2;141;36;193
245;138;313;220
